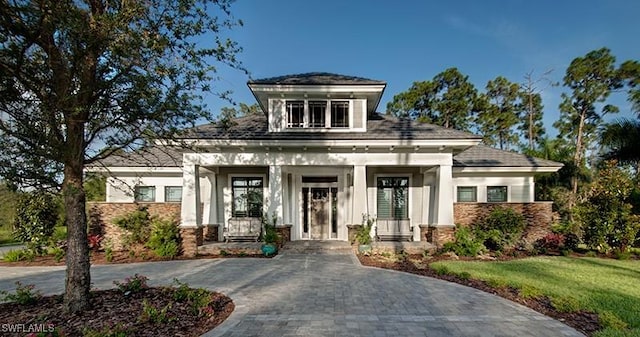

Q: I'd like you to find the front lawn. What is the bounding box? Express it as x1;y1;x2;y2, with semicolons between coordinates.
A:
0;225;16;246
431;257;640;337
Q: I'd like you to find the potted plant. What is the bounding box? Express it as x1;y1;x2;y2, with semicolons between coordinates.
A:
355;214;375;255
261;213;279;256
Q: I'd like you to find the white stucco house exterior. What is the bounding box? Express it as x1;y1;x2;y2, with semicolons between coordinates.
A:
92;73;562;253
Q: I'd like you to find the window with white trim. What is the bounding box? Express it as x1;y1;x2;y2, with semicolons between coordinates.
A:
164;186;182;202
232;177;263;217
283;100;350;129
134;186;155;202
331;101;349;127
286;101;304;128
309;101;326;127
487;186;508;202
377;177;409;219
456;186;477;202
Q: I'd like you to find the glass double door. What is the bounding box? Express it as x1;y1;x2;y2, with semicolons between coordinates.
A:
302;186;337;240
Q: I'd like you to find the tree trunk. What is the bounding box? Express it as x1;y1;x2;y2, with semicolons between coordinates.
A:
528;93;534;150
63;122;91;313
572;111;586;196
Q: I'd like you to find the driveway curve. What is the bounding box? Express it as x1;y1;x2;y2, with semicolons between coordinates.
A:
0;252;584;337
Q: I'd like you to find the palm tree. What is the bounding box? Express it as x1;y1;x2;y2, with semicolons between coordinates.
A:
601;118;640;165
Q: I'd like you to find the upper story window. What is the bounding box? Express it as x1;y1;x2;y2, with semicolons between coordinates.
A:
286;101;304;128
284;99;349;129
309;101;327;127
331;101;349;128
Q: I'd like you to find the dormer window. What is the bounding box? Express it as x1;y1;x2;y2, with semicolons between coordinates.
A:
331;101;349;128
309;101;326;127
285;99;350;129
286;101;304;128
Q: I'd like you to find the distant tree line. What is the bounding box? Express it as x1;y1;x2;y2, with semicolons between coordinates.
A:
388;47;640;250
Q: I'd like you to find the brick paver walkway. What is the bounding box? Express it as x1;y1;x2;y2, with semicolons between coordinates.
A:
0;252;584;337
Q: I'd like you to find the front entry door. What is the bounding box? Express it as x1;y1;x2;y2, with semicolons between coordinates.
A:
310;188;330;239
302;186;338;240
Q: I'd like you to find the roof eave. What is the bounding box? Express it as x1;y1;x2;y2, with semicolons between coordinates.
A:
453;166;563;173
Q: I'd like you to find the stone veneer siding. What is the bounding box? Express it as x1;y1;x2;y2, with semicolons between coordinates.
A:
453;202;554;243
88;202;181;251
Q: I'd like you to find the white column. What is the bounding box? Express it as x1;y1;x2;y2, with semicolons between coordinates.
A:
202;173;218;224
435;164;454;226
418;172;431;241
352;165;367;225
529;176;535;202
268;165;283;225
180;164;201;227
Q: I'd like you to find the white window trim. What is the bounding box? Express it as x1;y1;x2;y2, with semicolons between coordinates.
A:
164;186;182;202
281;99;353;131
487;185;509;203
456;186;478;203
224;174;267;222
373;174;412;221
134;185;156;202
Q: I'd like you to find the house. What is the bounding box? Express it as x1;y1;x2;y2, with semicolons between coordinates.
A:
90;72;562;256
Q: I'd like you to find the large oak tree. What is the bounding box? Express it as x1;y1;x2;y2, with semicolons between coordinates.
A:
0;0;244;313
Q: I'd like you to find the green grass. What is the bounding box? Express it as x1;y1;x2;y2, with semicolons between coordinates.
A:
0;225;16;245
431;257;640;337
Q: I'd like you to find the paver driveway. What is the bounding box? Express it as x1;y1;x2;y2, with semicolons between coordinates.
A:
0;252;584;337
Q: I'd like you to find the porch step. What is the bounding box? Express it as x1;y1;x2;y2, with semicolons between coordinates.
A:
281;240;354;254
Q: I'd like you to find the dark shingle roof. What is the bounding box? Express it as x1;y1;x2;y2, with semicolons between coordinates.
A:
248;72;386;85
182;113;480;140
96;146;183;167
453;145;563;167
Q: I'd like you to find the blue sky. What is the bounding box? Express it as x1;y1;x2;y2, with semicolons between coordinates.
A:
205;0;640;136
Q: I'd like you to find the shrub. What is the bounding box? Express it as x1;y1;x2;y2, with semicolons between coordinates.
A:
260;212;280;245
0;281;42;305
2;248;35;262
475;206;526;251
13;192;59;254
576;161;640;252
113;207;152;245
104;240;114;262
534;233;565;254
113;274;149;295
442;226;485;257
172;279;214;317
139;300;174;323
88;234;103;252
355;214;375;245
146;218;180;258
47;246;65;263
51;226;67;242
563;233;580;251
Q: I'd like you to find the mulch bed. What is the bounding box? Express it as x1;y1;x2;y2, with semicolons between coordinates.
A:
0;287;234;337
359;254;601;336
